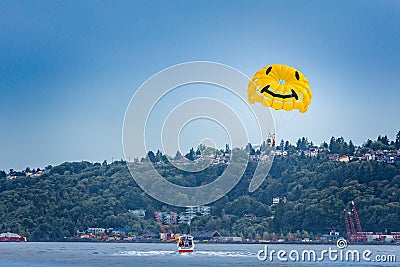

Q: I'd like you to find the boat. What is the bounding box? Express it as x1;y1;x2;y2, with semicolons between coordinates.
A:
177;234;195;253
0;232;27;242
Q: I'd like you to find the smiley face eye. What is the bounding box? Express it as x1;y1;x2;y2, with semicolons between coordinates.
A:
266;66;272;75
295;71;300;80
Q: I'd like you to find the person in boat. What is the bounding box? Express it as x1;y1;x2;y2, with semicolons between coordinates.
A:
179;239;184;247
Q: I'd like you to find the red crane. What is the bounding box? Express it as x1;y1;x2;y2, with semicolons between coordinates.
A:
343;209;351;240
351;201;367;241
154;211;166;237
343;201;366;242
348;211;357;239
167;212;176;239
351;201;363;235
154;211;176;241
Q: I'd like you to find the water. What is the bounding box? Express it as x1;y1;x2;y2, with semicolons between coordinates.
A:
0;242;398;266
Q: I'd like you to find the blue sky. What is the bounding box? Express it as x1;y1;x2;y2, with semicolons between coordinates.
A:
1;1;399;171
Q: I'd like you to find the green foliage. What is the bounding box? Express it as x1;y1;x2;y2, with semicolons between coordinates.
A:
396;131;400;149
296;137;310;150
329;137;356;155
185;148;195;161
0;150;399;241
364;134;399;151
225;196;271;217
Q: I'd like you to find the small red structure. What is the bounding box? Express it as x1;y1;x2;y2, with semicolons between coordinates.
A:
0;232;27;242
343;201;367;242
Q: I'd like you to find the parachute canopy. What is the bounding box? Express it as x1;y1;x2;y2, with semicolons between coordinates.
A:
248;64;311;113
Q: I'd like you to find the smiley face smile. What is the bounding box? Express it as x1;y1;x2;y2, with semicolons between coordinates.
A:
260;84;299;100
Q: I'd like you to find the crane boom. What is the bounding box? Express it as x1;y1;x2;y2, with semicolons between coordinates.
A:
154;211;166;234
343;209;351;240
348;211;357;237
343;201;366;242
167;212;175;239
351;201;363;234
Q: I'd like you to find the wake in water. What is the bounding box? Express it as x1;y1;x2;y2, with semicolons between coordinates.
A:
113;250;256;258
114;250;176;257
195;251;256;257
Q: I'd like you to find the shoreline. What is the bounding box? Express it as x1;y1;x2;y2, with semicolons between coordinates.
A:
13;238;399;246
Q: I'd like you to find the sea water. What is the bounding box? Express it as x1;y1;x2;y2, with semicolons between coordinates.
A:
0;242;398;266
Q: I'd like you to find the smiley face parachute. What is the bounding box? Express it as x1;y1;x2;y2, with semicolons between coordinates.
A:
248;64;312;113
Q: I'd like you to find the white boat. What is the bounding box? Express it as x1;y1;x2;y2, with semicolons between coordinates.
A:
177;234;195;253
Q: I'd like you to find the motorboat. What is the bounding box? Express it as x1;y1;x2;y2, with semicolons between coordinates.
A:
177;234;195;253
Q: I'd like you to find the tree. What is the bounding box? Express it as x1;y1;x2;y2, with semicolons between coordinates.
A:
378;135;389;145
225;144;231;154
329;137;338;153
174;151;183;160
279;140;285;151
320;142;328;150
364;139;373;148
396;130;400;149
155;150;162;162
370;141;388;151
349;140;355;155
339;142;349;156
246;143;255;155
284;141;290;151
302;230;310;238
196;147;201;156
185;148;195;161
0;170;6;179
147;151;157;163
296;137;309;151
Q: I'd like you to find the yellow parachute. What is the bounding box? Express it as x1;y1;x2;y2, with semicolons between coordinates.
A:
248;64;312;113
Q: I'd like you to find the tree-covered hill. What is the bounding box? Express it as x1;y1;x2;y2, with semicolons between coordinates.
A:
1;137;400;241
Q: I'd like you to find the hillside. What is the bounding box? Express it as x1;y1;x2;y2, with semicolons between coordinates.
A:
1;145;399;241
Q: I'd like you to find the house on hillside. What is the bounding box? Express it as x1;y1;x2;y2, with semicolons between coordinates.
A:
128;209;146;218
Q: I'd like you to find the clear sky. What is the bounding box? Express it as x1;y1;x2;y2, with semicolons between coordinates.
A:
1;0;399;171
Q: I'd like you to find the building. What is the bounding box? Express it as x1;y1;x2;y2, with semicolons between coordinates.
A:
178;206;211;224
196;206;211;216
186;206;211;216
155;211;177;225
365;232;400;243
129;209;146;218
87;228;106;235
178;214;194;225
272;197;286;205
190;230;222;241
112;228;133;236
